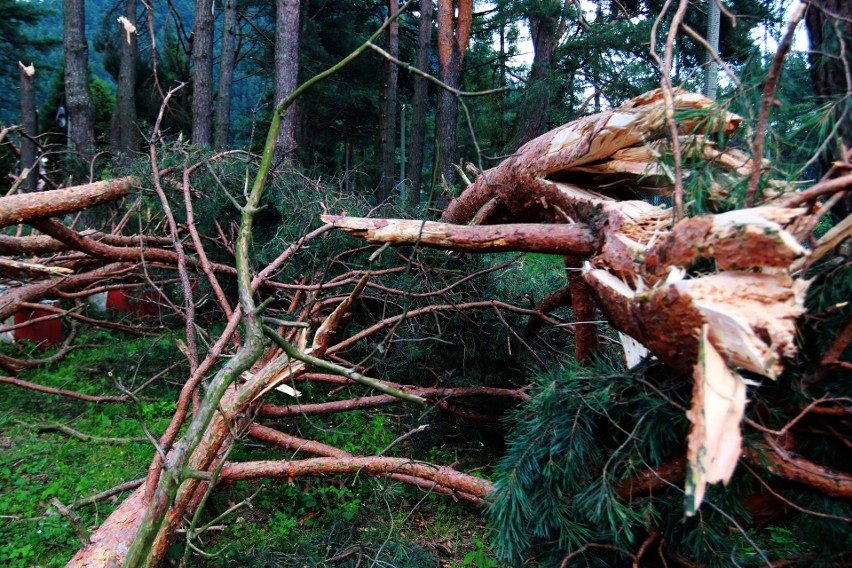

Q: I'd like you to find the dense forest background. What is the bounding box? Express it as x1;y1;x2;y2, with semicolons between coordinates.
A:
3;0;807;200
0;0;849;566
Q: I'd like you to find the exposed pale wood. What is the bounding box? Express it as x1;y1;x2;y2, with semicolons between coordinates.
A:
685;326;747;515
312;272;369;357
791;212;852;273
0;257;73;276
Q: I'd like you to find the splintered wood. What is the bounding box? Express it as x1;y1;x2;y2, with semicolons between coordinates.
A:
326;89;812;513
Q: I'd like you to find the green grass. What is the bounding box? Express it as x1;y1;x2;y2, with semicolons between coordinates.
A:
0;334;185;566
0;331;506;567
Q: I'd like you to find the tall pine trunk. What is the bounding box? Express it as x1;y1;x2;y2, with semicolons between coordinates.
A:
805;0;852;217
63;0;95;154
509;1;564;151
274;0;300;160
191;0;214;147
214;0;238;150
19;62;38;192
377;0;399;204
110;0;139;155
703;0;720;100
407;0;433;208
435;0;472;204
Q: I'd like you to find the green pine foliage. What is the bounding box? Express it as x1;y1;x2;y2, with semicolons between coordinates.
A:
489;358;694;566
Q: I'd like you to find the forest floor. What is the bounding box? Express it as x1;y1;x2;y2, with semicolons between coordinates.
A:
0;329;506;567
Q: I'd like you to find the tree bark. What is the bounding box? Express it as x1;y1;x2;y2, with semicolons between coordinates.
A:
407;0;433;208
565;254;598;363
110;0;139;155
435;0;472;199
376;0;400;204
323;91;813;512
509;0;565;151
0;177;133;229
703;0;720;100
274;0;300;160
430;91;807;379
805;0;852;217
63;0;95;153
321;215;599;255
18;62;38;192
191;0;214;146
214;0;238;150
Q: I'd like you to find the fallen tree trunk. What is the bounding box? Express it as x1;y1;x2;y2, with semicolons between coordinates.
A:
0;177;134;229
327;88;813;514
321;216;600;255
219;456;495;499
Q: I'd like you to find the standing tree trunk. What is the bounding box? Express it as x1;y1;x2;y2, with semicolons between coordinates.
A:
435;0;472;201
407;0;433;208
110;0;139;155
214;0;238;150
805;0;852;216
191;0;214;147
63;0;95;154
377;0;399;204
18;62;38;193
274;0;300;160
703;0;720;100
509;1;567;151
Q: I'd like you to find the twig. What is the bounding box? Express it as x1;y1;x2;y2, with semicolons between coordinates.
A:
72;477;145;510
649;0;691;222
491;305;547;370
743;396;849;437
746;2;807;205
15;420;147;443
378;424;428;456
678;22;741;87
51;498;91;546
0;375;143;403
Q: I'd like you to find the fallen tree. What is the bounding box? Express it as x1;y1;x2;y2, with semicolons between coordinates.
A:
3;87;846;567
323;89;847;515
0;47;848;568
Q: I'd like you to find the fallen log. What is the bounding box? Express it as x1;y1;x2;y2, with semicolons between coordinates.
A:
321;216;600;255
219;456;495;500
0;177;134;229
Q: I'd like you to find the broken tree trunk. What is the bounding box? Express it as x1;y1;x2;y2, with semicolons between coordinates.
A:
326;88;812;513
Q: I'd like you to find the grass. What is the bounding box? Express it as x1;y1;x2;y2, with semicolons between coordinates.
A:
0;329;507;567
